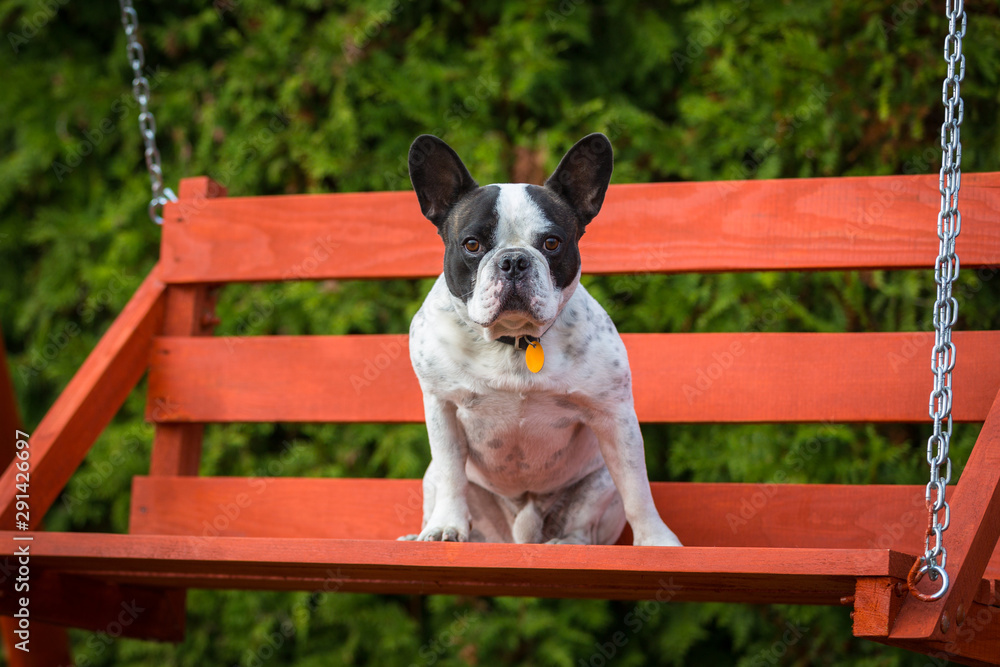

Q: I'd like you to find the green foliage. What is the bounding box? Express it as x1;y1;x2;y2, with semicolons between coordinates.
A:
2;0;1000;665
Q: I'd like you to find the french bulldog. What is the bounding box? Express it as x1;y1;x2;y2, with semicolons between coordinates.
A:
401;133;682;547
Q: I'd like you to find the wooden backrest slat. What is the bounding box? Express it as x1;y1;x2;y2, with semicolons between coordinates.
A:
146;331;1000;424
161;173;1000;283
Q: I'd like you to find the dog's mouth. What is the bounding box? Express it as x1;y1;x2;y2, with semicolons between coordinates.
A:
478;282;547;338
498;286;532;314
491;311;544;334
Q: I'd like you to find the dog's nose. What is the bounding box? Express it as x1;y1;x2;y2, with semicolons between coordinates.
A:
497;251;530;279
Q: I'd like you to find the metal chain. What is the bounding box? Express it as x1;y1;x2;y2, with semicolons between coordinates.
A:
118;0;176;224
909;0;966;603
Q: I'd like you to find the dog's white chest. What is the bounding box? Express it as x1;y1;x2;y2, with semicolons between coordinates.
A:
455;390;603;497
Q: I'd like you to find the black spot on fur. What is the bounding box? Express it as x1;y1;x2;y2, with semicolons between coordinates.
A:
439;186;501;302
554;396;577;411
468;446;486;466
524;185;583;291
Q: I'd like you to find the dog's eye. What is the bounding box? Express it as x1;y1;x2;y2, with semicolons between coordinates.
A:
464;239;481;253
544;237;561;252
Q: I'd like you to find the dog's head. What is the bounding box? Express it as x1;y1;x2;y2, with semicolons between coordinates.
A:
409;133;613;340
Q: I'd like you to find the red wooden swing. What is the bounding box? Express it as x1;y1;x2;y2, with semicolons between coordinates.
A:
1;172;999;665
3;1;999;664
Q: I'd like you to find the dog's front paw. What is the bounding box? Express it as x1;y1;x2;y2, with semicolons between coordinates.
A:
417;524;469;542
632;523;683;547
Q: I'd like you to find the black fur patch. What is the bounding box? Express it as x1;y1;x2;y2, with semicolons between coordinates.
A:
524;185;583;291
440;185;500;302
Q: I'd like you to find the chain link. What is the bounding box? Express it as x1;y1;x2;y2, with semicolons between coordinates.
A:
909;0;966;603
118;0;175;224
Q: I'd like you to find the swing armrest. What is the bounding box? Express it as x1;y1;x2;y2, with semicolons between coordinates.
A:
0;265;167;528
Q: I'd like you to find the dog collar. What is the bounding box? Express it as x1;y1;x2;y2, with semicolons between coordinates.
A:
496;335;539;350
497;335;545;373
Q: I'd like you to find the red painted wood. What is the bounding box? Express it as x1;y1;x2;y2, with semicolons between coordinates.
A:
160;173;1000;283
0;530;914;605
128;477;1000;580
145;331;1000;424
0;268;166;529
149;285;214;476
18;172;1000;660
150;184;225;478
975;579;1000;607
0;617;72;667
0;325;73;667
853;577;906;638
891;386;1000;642
178;175;227;201
148;185;227;647
0;573;186;642
874;602;1000;667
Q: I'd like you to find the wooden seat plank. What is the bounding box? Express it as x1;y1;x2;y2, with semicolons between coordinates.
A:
128;477;1000;580
0;531;913;605
160;173;1000;283
146;331;1000;424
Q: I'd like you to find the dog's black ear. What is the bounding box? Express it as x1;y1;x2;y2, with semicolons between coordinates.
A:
408;135;478;228
544;133;614;227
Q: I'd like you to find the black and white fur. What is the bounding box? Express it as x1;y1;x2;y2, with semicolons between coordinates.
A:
402;133;682;547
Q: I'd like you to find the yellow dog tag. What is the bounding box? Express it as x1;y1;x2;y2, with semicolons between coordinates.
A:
525;340;544;373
